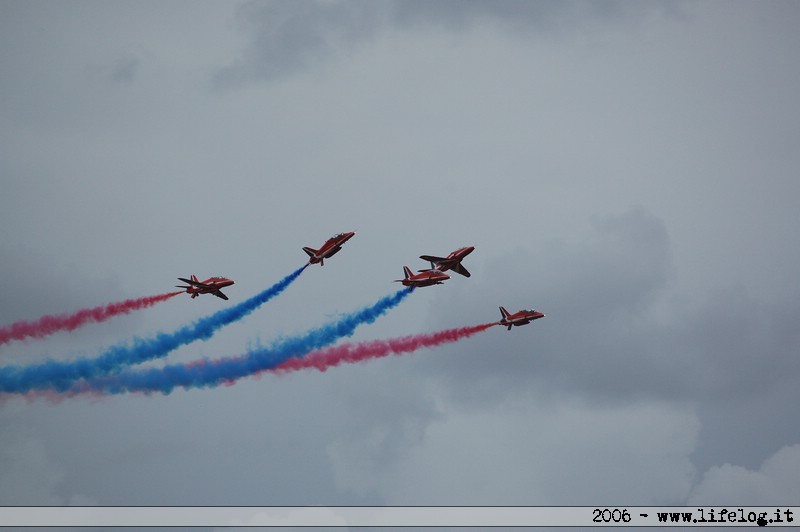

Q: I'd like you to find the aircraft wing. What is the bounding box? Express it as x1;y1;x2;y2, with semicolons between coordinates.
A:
178;277;211;288
212;290;229;300
450;263;471;277
419;254;446;263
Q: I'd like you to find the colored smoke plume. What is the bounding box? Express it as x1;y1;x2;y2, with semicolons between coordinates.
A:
272;322;496;375
69;287;414;395
0;292;182;346
0;266;306;393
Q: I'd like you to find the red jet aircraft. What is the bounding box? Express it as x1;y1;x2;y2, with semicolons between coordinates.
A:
419;246;475;277
303;231;356;266
395;266;450;288
176;275;235;300
498;306;545;330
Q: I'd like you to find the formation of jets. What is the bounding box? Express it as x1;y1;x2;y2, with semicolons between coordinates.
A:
176;234;544;331
176;275;235;300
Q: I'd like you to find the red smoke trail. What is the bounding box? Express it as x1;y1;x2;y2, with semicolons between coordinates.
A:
0;291;182;346
272;322;497;375
3;322;496;402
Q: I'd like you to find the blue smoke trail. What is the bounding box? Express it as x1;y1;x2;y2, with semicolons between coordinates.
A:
76;287;413;395
0;266;307;393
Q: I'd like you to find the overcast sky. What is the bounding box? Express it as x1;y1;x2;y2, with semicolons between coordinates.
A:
2;0;799;518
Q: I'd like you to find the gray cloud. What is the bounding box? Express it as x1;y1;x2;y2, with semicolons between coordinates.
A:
689;444;800;505
215;0;674;86
108;55;141;83
0;430;64;505
329;397;699;505
215;0;385;86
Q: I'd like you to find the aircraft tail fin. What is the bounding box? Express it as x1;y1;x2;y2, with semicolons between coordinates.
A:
499;307;512;331
302;246;317;258
394;266;413;283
